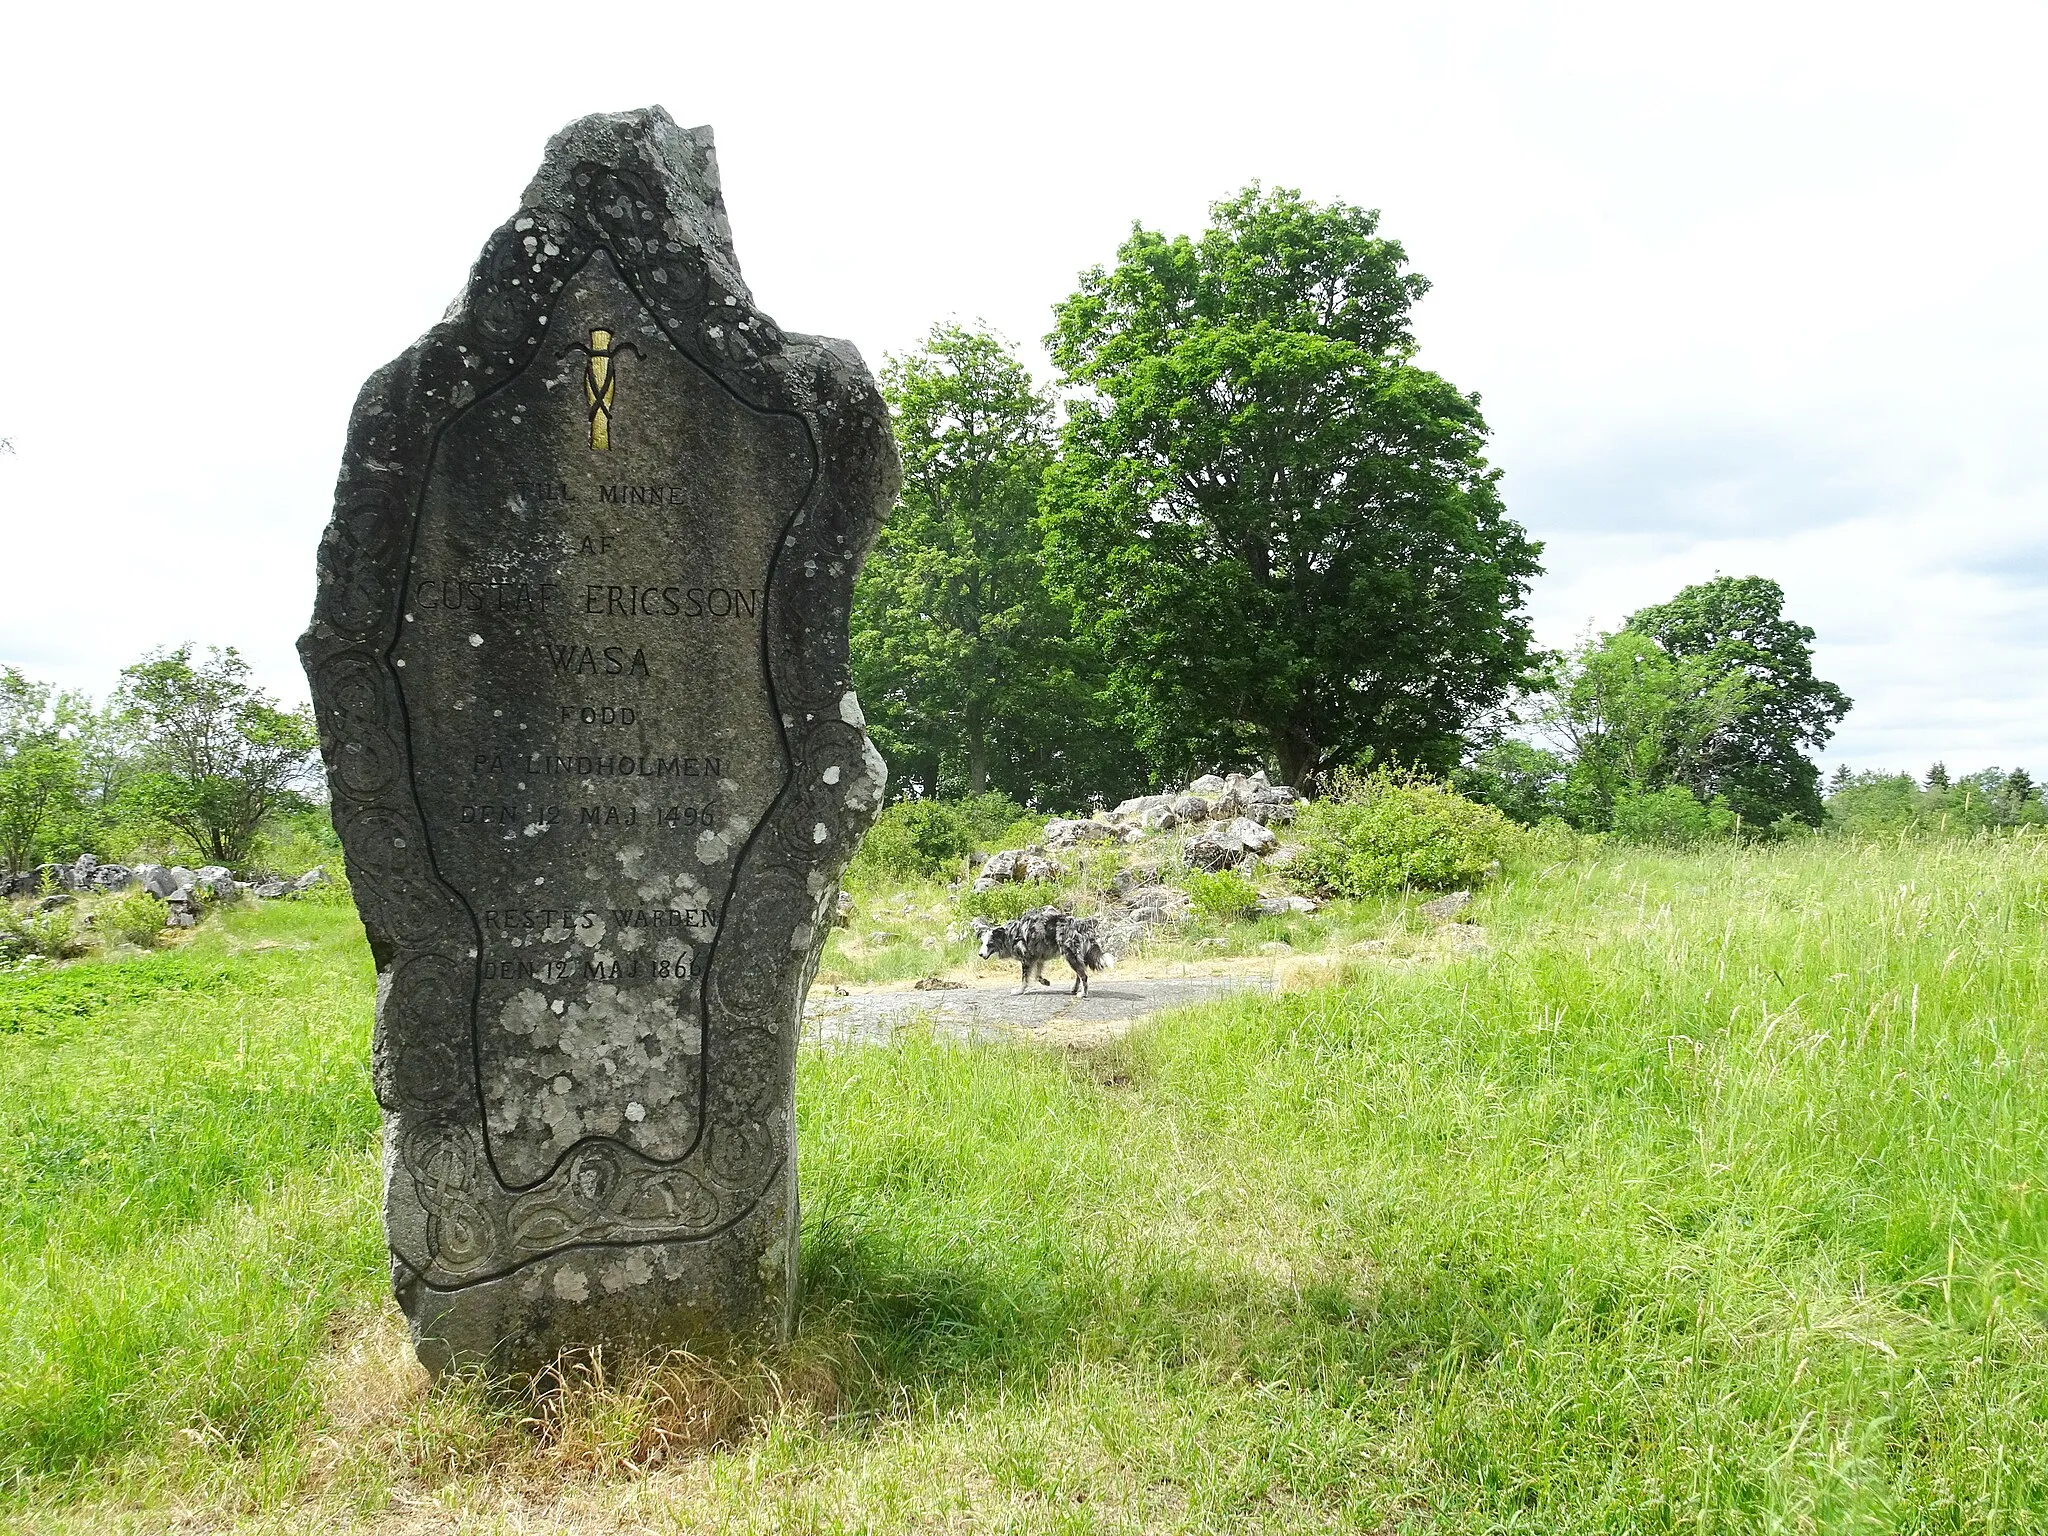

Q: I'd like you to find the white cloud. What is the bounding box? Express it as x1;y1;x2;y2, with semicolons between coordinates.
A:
2;0;2042;774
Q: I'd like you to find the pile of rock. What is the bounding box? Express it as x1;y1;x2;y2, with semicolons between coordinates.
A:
1108;770;1299;831
2;854;331;929
248;868;331;900
7;853;138;897
1183;815;1281;872
969;768;1306;893
971;846;1062;892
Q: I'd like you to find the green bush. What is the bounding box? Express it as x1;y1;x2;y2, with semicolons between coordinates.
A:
851;795;1037;885
949;793;1034;850
0;903;87;962
958;881;1060;924
849;800;973;883
1288;769;1515;898
1180;868;1260;922
1610;785;1738;846
98;888;169;949
290;868;354;908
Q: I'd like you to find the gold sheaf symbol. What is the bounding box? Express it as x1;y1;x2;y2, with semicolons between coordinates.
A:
564;328;641;450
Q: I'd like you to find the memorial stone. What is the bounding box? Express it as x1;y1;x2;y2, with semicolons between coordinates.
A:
300;108;898;1373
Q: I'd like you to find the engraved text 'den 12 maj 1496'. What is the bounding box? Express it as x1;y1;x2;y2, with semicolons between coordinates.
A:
397;251;806;1188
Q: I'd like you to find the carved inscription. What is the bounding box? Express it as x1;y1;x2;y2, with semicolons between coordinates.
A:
392;250;812;1188
303;108;899;1368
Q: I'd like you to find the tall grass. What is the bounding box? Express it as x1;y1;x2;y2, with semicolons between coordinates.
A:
3;834;2045;1530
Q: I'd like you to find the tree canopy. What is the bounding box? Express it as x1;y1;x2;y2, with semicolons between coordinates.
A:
0;666;88;876
852;323;1136;804
1477;576;1850;834
113;645;317;864
1624;576;1850;826
1042;184;1542;788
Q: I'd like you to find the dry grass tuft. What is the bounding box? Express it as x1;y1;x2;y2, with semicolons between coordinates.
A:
1272;954;1363;993
519;1335;847;1479
300;1304;851;1503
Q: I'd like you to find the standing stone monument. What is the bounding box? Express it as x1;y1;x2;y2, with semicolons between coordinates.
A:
300;108;898;1372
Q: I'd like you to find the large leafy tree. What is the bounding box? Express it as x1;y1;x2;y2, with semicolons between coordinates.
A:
1043;184;1542;788
853;324;1135;803
1625;576;1850;826
113;645;317;865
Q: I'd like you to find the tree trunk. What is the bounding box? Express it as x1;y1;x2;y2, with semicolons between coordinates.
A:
966;706;988;797
1272;728;1319;795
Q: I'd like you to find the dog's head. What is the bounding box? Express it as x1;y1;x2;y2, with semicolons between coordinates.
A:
973;919;1016;960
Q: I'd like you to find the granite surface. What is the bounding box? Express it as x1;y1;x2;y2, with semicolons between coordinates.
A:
299;107;898;1373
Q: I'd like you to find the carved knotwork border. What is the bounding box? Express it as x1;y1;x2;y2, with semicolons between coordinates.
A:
300;141;892;1293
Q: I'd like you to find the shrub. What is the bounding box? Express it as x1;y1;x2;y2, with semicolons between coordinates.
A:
851;794;1042;884
948;793;1034;850
291;868;354;908
849;800;974;883
0;903;87;961
1288;769;1515;898
1180;868;1260;922
958;881;1060;924
1610;785;1738;847
98;888;169;949
985;812;1050;855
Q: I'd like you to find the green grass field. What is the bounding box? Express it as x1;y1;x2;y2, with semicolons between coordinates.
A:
3;835;2046;1532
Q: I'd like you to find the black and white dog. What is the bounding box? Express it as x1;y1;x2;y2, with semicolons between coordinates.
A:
974;906;1114;996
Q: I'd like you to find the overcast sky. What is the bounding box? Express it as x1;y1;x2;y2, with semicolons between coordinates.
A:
3;1;2042;775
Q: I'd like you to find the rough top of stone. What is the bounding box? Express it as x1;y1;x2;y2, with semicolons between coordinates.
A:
518;108;749;320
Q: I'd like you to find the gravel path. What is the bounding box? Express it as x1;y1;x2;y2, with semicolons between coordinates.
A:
802;974;1270;1048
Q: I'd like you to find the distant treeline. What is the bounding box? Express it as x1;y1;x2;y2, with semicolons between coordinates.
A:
0;647;329;879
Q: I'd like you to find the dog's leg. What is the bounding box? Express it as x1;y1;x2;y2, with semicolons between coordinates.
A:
1015;959;1030;996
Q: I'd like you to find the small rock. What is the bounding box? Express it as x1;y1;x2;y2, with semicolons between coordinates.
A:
1043;819;1118;850
133;864;181;899
90;863;136;891
1257;940;1294;955
1170;794;1210;822
1140;805;1178;831
1187;774;1227;795
292;867;330;891
1420;891;1473;920
250;880;293;899
911;976;966;991
1111;793;1175;821
1347;938;1392;953
1256;895;1320;916
35;893;74;913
